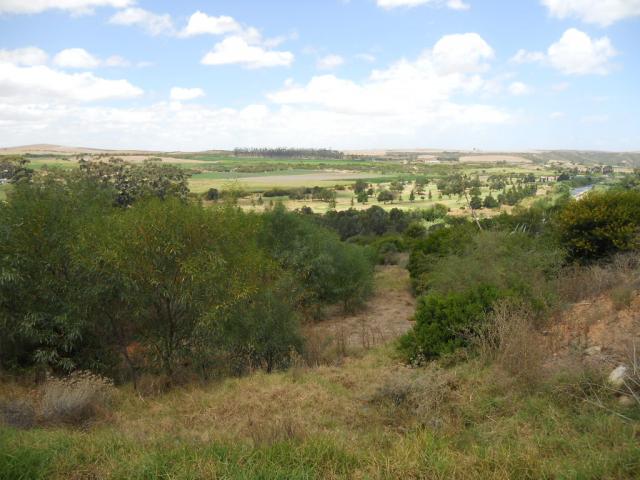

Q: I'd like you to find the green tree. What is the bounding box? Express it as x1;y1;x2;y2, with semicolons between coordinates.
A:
0;175;114;372
483;195;499;209
557;190;640;261
377;190;395;204
84;199;272;379
470;195;482;210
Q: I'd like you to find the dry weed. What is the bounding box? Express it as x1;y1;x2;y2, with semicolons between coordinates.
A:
474;301;547;387
41;371;114;426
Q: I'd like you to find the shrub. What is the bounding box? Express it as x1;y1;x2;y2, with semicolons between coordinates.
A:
40;371;114;426
413;230;562;312
399;285;502;363
557;190;640;261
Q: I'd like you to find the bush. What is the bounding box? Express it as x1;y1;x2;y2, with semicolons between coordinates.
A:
399;285;502;363
557;190;640;261
40;371;114;426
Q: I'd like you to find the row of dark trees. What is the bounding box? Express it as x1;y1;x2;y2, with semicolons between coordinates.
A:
233;148;344;159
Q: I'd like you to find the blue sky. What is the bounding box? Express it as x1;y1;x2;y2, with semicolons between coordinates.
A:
0;0;638;151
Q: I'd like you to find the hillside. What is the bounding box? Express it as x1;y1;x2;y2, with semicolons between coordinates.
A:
2;262;639;479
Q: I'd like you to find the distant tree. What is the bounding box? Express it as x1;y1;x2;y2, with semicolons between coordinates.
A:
470;195;483;210
428;190;433;200
377;190;395;204
0;156;34;183
483;195;499;209
205;188;219;201
78;158;189;207
353;179;368;194
409;190;416;202
404;221;427;239
357;191;369;203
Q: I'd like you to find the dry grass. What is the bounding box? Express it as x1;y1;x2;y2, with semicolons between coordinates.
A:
558;253;640;304
40;371;115;426
473;301;547;388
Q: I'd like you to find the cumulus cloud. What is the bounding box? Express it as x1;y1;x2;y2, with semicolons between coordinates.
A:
0;62;143;103
180;11;241;37
0;47;48;66
510;49;545;64
541;0;640;26
268;32;506;123
548;28;616;75
0;0;133;14
201;36;294;68
0;32;514;151
510;29;616;75
52;48;132;69
431;33;493;73
109;7;175;36
377;0;470;10
317;54;345;70
53;48;100;69
170;87;205;101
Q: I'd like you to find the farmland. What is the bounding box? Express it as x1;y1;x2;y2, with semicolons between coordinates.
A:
1;146;609;216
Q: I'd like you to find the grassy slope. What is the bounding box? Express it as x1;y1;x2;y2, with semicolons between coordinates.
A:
2;350;638;479
1;269;639;479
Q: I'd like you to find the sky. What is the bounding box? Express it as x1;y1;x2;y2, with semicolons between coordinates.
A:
0;0;639;151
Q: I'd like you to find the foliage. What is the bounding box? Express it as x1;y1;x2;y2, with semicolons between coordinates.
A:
78;158;189;206
0;175;114;372
78;198;276;378
0;156;33;183
556;190;640;261
377;190;395;203
399;285;502;362
204;187;219;201
259;204;374;313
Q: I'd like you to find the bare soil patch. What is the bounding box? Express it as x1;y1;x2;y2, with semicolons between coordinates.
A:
307;264;416;353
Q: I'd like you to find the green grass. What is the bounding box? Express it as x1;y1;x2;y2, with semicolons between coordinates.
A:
2;347;639;479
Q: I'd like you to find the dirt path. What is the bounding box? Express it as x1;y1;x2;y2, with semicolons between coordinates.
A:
307;264;416;353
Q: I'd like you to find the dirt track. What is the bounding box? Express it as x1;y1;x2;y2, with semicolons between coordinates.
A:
309;264;416;351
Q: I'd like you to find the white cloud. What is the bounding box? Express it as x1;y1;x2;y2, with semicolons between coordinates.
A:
510;49;545;64
104;55;130;67
52;48;132;69
170;87;205;101
0;62;143;103
431;33;494;73
377;0;470;10
550;111;565;119
180;11;241;37
508;81;531;96
541;0;640;26
201;36;294;68
53;48;100;69
0;47;48;66
0;0;133;14
317;54;345;70
0;33;513;151
109;7;175;36
268;32;506;124
510;29;616;76
548;28;616;75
